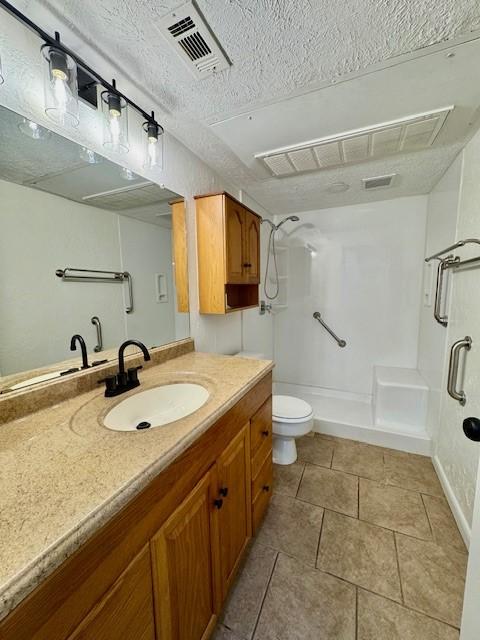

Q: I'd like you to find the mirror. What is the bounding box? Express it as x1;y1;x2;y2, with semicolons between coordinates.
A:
0;104;189;392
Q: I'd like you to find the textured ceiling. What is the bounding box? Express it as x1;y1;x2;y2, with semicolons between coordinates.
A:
14;0;480;213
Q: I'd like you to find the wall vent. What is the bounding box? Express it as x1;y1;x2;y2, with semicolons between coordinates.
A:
362;174;397;190
256;106;453;177
155;1;230;79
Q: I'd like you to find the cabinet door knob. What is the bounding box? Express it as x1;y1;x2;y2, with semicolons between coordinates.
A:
213;498;223;509
262;485;270;492
219;487;228;497
243;262;252;268
262;430;269;437
463;417;480;441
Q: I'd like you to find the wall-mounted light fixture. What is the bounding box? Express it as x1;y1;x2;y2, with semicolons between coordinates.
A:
143;111;164;169
41;32;79;127
0;0;164;161
102;79;129;153
18;118;51;140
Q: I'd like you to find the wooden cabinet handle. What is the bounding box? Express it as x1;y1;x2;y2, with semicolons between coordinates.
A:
213;498;223;509
261;430;269;437
262;485;270;492
243;263;252;268
219;487;228;497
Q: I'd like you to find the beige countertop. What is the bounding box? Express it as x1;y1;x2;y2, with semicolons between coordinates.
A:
0;351;273;621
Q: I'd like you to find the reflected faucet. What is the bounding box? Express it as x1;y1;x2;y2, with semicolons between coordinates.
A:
70;334;89;369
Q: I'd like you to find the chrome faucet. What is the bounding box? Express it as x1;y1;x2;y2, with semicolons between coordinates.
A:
100;339;151;397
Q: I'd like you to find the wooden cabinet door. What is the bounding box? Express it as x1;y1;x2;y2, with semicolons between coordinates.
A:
244;211;261;284
216;424;252;599
67;546;155;640
225;198;246;284
151;469;220;640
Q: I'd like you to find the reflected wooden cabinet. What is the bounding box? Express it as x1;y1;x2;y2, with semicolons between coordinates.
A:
170;198;189;313
196;192;261;314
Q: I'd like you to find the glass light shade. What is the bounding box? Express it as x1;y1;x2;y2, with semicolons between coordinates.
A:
42;45;79;127
120;167;137;181
80;147;102;164
18;118;51;140
102;91;129;153
143;121;163;169
0;54;4;85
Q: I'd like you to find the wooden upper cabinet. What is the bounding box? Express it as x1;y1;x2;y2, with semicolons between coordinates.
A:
170;198;189;313
196;192;261;314
67;547;155;640
243;211;261;284
225;198;245;284
150;468;220;640
216;424;252;599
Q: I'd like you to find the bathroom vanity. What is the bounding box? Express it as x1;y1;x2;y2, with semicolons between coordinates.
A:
0;349;273;640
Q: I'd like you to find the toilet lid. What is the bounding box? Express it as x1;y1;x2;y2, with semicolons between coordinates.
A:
273;395;313;421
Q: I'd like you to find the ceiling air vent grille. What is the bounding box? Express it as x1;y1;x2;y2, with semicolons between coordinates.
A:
156;1;230;79
256;106;453;177
362;174;397;190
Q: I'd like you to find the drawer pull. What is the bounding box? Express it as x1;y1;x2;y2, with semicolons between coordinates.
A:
262;485;270;492
219;487;228;497
213;498;223;509
261;430;269;437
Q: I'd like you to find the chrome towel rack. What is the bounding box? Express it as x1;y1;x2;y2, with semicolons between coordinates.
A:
55;268;134;314
313;311;347;348
425;238;480;327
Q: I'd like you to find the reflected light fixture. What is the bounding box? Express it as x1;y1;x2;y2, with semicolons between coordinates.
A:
0;53;4;85
18;118;51;140
120;167;136;181
102;80;129;153
80;146;102;164
143;111;164;169
41;32;79;127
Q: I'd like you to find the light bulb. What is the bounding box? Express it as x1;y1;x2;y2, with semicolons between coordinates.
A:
42;45;79;127
102;89;129;153
80;147;102;164
143;119;163;169
18;118;51;140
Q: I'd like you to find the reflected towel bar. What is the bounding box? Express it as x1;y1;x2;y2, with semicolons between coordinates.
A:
55;268;133;313
425;238;480;263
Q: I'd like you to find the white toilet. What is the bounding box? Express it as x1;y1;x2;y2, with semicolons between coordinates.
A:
234;352;314;465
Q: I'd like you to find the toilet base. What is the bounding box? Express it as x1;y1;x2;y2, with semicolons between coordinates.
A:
272;435;298;465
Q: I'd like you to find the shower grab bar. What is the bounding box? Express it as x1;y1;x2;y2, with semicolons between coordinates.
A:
425;238;480;263
433;256;459;326
447;336;472;405
55;267;133;313
313;312;347;348
91;316;103;352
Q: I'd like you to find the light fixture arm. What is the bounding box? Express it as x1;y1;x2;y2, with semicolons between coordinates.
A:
0;0;162;130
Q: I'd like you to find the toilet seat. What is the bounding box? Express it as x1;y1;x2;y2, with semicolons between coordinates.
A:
273;395;313;423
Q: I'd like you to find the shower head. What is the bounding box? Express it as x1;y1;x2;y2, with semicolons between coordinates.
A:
275;215;300;230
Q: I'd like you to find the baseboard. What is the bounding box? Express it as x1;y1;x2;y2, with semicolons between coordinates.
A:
432;454;471;549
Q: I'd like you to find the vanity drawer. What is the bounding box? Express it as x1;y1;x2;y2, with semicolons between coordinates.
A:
250;398;272;469
252;453;273;533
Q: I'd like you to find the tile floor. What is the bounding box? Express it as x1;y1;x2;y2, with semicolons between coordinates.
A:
213;434;468;640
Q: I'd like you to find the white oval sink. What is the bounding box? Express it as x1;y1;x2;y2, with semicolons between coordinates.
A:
104;383;209;432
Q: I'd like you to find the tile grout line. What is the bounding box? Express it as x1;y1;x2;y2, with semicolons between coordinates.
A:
250;551;279;640
294;461;307;498
393;532;405;606
355;586;359;640
420;492;435;541
314;505;326;568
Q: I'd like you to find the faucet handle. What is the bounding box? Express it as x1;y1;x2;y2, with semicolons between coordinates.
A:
98;375;117;396
127;366;143;385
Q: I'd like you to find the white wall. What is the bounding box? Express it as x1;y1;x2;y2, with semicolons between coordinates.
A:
417;155;462;436
428;130;480;531
0;7;259;358
273;196;428;396
0;179;181;375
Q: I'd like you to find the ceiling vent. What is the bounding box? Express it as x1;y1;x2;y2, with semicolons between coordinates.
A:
256;106;453;177
362;174;397;190
155;1;230;79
